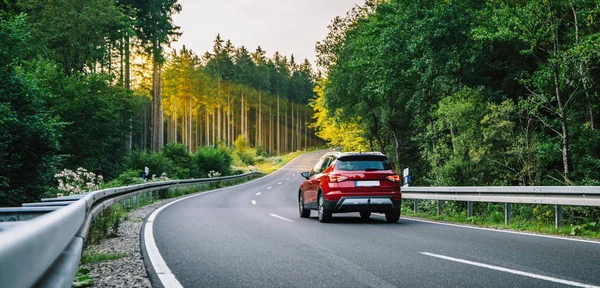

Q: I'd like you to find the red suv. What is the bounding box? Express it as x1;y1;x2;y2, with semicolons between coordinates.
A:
298;152;402;223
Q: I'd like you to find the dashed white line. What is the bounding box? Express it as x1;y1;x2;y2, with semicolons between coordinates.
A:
292;174;296;177
286;178;290;180
252;200;257;205
270;214;294;222
267;187;272;190
278;182;282;185
255;192;261;196
420;252;600;288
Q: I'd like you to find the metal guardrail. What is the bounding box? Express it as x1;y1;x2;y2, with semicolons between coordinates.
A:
401;186;600;228
0;172;263;288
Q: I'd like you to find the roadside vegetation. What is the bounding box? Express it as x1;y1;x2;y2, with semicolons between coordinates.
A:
314;0;600;236
74;147;310;287
401;200;600;239
0;1;322;208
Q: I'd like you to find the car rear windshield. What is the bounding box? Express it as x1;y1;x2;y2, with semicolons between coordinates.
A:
335;156;392;171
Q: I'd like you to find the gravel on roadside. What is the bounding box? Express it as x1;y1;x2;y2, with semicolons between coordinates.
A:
81;195;187;288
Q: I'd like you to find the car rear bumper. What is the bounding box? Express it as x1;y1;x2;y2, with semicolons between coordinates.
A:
324;196;400;213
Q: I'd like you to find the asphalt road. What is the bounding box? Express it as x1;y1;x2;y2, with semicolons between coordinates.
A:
149;151;600;288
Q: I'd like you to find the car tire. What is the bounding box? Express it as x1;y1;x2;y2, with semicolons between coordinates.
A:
359;211;371;220
299;192;310;218
318;192;332;223
385;209;400;223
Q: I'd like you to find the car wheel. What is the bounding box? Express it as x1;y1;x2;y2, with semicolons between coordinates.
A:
385;209;400;223
299;192;310;218
318;192;332;223
359;211;371;220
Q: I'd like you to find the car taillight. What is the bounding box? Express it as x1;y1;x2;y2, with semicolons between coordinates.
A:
329;174;349;183
386;175;400;182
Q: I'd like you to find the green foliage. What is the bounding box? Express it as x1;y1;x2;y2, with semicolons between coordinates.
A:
72;267;94;288
81;252;126;264
104;169;145;188
161;143;192;179
123;150;175;180
0;15;61;207
318;0;600;189
87;205;125;245
191;146;233;178
47;74;140;179
233;135;256;165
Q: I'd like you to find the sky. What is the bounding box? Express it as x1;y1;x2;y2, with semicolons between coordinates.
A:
171;0;364;66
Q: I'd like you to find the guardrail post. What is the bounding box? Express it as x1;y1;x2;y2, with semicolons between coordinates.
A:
136;194;140;206
437;200;442;216
555;205;563;228
130;196;134;209
122;199;126;210
505;203;511;226
149;191;153;202
413;199;418;214
468;201;473;217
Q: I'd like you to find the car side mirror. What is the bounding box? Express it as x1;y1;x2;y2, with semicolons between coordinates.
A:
300;171;310;179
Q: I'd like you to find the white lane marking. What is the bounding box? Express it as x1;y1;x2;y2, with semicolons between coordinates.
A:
270;214;294;222
406;218;600;245
252;200;257;205
286;178;290;180
143;151;319;288
144;206;185;288
267;187;272;190
255;192;261;196
420;252;600;288
292;174;296;177
278;182;282;185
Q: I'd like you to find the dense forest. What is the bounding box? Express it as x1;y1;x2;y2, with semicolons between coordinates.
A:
0;0;318;206
314;0;600;188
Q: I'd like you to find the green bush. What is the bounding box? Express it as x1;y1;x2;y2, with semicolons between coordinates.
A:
162;143;192;179
104;169;144;188
233;135;256;165
191;146;233;178
123;150;175;180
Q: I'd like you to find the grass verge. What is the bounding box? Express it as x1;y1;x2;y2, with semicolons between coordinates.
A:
401;201;600;240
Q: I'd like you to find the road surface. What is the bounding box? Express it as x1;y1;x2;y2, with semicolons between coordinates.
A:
145;151;600;288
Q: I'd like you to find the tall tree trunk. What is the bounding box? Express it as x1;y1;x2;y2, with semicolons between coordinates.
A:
125;30;130;90
551;11;570;177
285;108;288;153
291;102;294;151
228;90;231;146
205;106;210;146
258;91;262;146
277;94;280;155
174;102;178;143
553;63;570;177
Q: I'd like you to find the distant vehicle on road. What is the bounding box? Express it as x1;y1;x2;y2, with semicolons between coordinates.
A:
298;152;402;223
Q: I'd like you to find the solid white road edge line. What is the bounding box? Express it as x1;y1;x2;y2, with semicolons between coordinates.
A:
420;252;600;288
252;200;256;205
406;218;600;245
143;151;323;288
270;214;294;222
144;204;184;288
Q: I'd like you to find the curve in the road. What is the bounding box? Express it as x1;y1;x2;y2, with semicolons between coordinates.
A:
143;151;600;288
